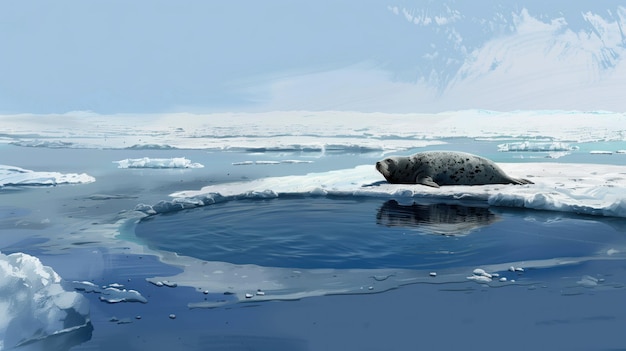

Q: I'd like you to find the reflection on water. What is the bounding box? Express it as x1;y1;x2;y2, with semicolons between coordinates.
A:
376;200;498;236
135;196;626;271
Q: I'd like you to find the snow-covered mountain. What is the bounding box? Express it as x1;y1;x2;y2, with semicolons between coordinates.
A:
0;1;624;113
266;1;626;112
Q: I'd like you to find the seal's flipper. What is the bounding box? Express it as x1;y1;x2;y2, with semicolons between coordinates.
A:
511;178;534;185
417;176;440;188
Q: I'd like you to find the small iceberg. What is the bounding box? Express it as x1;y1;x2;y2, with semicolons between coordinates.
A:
0;165;95;188
0;251;91;349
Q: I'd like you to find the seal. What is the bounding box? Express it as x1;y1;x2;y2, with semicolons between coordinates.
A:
375;151;533;188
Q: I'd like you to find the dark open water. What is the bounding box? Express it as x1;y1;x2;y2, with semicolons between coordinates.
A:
135;197;626;271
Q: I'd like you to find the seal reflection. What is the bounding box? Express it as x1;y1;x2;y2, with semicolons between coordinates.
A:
376;200;499;236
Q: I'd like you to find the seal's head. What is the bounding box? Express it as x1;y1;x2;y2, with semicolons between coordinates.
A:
376;156;411;183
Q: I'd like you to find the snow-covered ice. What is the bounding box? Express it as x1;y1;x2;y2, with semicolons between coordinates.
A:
0;252;90;350
0;165;95;188
157;162;626;218
1;110;624;151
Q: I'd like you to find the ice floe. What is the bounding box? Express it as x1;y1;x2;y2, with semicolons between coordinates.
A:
497;141;577;152
0;252;90;350
0;164;95;188
114;157;204;169
152;162;626;218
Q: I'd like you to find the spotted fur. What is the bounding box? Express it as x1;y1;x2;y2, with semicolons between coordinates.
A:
375;151;533;188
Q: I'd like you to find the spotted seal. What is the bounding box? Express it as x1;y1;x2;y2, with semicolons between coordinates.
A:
375;151;533;188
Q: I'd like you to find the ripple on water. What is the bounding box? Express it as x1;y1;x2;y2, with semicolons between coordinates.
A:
134;197;626;271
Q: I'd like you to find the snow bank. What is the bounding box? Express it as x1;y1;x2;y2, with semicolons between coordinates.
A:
0;165;95;188
146;162;626;218
0;252;90;350
114;157;204;169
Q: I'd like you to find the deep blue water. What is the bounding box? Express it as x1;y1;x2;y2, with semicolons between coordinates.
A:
135;197;626;270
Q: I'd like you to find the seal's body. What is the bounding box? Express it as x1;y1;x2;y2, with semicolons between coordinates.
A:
376;151;532;188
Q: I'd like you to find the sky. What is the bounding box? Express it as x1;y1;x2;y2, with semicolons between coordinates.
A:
1;1;626;114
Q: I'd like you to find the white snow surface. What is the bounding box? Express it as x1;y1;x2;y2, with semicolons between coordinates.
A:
0;165;95;188
163;163;626;218
0;252;90;350
114;157;204;169
1;110;624;151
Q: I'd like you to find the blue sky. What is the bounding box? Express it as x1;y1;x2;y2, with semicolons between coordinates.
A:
1;1;625;113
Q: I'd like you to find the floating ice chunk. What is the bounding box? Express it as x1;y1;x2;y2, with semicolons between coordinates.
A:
0;164;95;188
0;252;90;350
169;314;176;319
148;280;177;288
498;141;576;152
607;248;619;256
73;280;146;304
429;272;437;277
10;140;74;148
245;293;254;299
99;287;148;303
499;277;508;282
577;275;599;287
114;157;204;169
472;268;492;278
589;150;613;155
